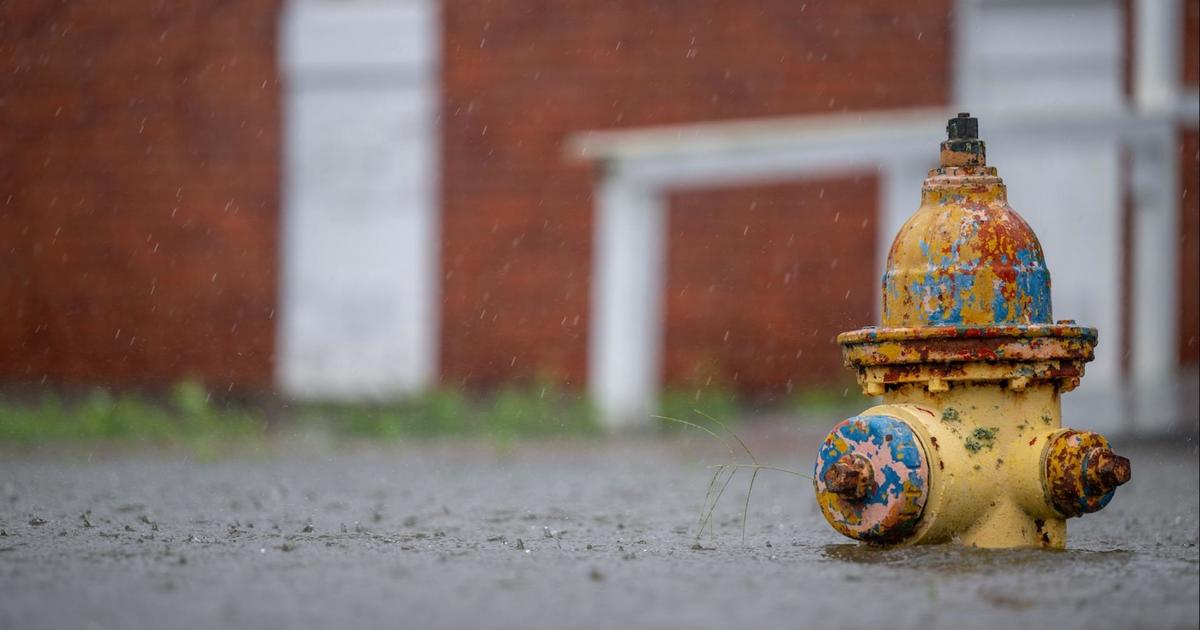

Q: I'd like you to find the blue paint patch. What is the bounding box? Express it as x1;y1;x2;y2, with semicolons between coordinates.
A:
991;285;1011;322
816;414;928;509
1011;247;1052;323
884;236;1053;326
877;465;905;500
1079;450;1117;512
901;268;977;325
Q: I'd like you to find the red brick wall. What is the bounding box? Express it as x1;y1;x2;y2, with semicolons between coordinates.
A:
664;176;878;396
0;1;281;391
1180;0;1200;366
441;0;952;392
1181;131;1199;366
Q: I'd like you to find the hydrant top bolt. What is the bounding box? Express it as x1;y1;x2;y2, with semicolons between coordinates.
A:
940;112;986;168
947;112;978;140
824;453;875;500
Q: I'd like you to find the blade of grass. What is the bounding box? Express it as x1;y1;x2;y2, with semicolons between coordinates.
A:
741;466;759;546
693;408;756;465
698;464;725;532
698;466;737;540
652;414;736;457
671;410;813;544
706;463;813;481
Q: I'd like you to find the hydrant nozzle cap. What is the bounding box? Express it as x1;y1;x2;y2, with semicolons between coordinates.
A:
1084;447;1131;493
815;414;930;543
1046;431;1130;517
824;453;876;500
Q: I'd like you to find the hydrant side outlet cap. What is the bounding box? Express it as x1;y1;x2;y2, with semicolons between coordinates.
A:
815;414;930;543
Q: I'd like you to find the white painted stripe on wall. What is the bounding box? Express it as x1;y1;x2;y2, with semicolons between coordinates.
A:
278;0;439;400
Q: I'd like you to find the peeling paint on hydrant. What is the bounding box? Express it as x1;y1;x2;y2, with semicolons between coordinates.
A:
813;113;1131;549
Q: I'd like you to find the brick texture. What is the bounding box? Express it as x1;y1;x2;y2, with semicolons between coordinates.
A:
440;0;952;392
1181;0;1199;366
0;0;281;391
1180;131;1199;366
663;177;878;396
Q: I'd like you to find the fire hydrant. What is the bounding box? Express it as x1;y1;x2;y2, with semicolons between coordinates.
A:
813;113;1131;548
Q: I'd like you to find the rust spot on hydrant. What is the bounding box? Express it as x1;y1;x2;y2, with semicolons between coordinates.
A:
1086;448;1131;491
824;454;876;500
813;113;1130;549
1045;431;1130;517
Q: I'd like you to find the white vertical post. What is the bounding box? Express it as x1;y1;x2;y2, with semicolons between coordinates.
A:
278;0;439;400
588;167;668;428
1129;0;1182;432
1129;122;1180;432
1133;0;1181;114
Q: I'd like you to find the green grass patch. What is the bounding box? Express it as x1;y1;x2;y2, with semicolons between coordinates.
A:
0;381;267;455
0;379;872;449
303;381;601;444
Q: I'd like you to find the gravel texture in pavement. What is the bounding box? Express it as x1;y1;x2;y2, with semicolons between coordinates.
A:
1;431;1196;630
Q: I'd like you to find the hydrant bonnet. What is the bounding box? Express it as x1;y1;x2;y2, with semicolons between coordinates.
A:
882;114;1052;328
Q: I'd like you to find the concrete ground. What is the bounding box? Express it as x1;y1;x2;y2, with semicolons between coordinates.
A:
0;427;1197;630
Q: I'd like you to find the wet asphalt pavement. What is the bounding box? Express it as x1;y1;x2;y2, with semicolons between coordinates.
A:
0;428;1197;630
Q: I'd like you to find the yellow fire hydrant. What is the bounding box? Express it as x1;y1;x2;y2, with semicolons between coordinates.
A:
813;113;1131;549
